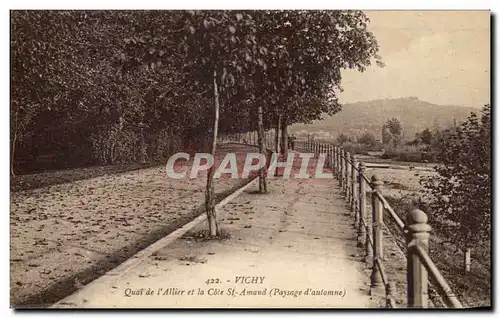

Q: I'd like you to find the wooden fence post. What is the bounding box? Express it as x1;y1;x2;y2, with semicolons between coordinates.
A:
407;209;431;308
358;162;367;247
370;175;384;296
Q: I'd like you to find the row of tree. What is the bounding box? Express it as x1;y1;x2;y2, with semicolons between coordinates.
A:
422;104;491;272
11;10;381;235
335;117;401;147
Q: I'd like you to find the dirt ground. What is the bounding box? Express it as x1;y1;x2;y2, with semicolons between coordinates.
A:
364;167;436;200
10;143;256;307
363;166;490;308
52;153;377;309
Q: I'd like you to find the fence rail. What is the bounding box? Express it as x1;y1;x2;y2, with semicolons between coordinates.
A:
220;133;462;308
306;139;463;308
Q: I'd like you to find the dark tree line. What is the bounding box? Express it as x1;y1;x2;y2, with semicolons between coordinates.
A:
11;10;381;175
12;10;381;235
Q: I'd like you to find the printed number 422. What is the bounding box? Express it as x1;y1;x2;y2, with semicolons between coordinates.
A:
205;278;220;285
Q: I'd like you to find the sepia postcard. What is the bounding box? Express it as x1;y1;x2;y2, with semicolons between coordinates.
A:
10;9;491;309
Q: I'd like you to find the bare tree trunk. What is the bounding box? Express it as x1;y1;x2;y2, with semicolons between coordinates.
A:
274;114;281;177
280;118;288;157
206;70;220;237
11;129;17;177
275;114;281;154
257;105;267;193
464;247;471;272
11;108;20;177
139;121;147;164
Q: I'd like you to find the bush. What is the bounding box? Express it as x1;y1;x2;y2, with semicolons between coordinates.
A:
357;132;377;146
341;141;384;155
380;144;438;163
421;104;491;270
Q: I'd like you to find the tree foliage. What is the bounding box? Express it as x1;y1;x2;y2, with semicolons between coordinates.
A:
382;117;402;146
422;105;491;249
11;10;381;175
357;132;377;146
336;133;349;145
419;128;433;145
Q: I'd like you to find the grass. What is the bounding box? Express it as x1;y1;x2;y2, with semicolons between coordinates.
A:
326;141;441;164
337;142;385;155
380;145;439;163
382;194;491;308
363;166;490;308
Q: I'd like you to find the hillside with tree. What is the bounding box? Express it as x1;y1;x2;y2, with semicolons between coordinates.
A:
289;97;478;141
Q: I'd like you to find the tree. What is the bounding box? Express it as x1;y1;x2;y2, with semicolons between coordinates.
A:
358;132;377;146
422;105;491;272
420;128;433;145
11;10;382;237
382;117;402;146
11;11;194;171
252;10;382;157
336;133;349;145
179;10;270;235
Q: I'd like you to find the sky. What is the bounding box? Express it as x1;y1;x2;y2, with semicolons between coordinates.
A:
338;10;490;108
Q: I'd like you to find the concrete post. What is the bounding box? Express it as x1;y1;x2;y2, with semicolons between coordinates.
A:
407;209;431;308
326;145;329;167
342;151;347;193
351;156;358;219
370;175;384;296
336;147;339;173
348;153;353;200
333;147;337;172
339;149;344;188
329;145;333;169
357;162;367;247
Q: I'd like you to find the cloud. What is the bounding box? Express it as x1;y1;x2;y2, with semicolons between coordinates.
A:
338;11;490;107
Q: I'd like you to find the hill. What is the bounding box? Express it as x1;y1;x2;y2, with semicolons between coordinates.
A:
289;97;479;141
